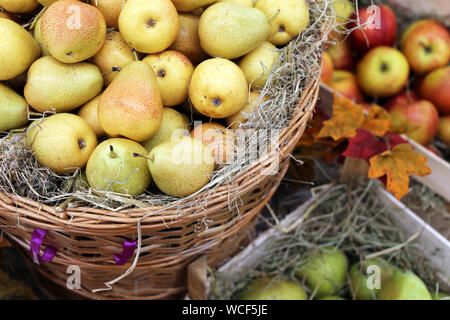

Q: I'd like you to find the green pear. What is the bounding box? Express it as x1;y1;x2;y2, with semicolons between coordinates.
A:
25;113;98;174
295;247;348;298
320;296;346;300
198;2;271;59
147;136;214;197
240;277;308;300
86;138;152;196
432;292;450;300
0;83;28;131
378;270;432;300
349;258;397;300
24;56;104;113
98;61;163;142
0;18;41;81
142;108;191;152
40;0;106;63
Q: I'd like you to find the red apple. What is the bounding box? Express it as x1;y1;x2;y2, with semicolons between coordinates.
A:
419;66;450;115
320;52;333;83
356;46;409;98
326;42;354;71
349;5;397;53
438;116;450;146
401;19;450;75
328;70;364;103
384;89;418;111
389;100;439;145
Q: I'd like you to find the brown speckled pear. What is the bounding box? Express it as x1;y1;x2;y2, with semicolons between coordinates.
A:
41;0;106;63
89;0;127;28
148;136;215;197
98;61;163;142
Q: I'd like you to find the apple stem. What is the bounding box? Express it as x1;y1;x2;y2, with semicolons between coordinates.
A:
133;153;154;162
267;9;281;22
132;48;139;61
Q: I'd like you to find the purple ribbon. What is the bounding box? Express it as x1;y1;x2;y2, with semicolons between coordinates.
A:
30;229;56;264
114;238;137;266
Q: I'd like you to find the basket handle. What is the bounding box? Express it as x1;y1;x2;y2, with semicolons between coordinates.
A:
187;255;208;300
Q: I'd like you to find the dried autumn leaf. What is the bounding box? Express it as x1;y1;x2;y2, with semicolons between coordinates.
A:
0;236;10;248
362;104;392;136
368;143;431;199
317;94;364;141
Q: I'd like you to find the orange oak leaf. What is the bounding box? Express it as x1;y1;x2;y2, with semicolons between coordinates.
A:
317;94;364;141
368;143;431;200
362;104;392;136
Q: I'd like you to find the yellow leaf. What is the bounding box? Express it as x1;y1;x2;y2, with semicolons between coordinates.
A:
368;143;431;199
317;94;364;141
362;104;392;136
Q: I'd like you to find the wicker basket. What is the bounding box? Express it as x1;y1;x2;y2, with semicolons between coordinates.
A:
0;68;320;299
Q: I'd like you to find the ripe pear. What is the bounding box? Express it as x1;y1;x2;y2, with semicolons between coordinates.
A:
24;56;104;113
239;41;280;90
199;2;270;59
378;270;432;300
77;93;107;138
147;136;214;197
37;0;59;6
240;277;308;300
226;91;267;129
91;31;135;86
0;18;41;81
89;0;127;28
191;122;235;165
143;50;194;107
171;0;217;12
33;17;51;57
256;0;310;46
98;61;163;142
295;247;348;298
169;13;208;65
0;0;39;13
142;108;191;152
0;83;28;131
118;0;179;54
25;113;98;174
219;0;253;7
41;0;106;63
189;58;248;118
349;258;397;300
86;138;151;196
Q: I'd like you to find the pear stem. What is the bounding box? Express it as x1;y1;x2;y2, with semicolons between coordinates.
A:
267;9;281;22
8;129;26;134
29;7;46;30
110;145;118;158
133;153;154;162
28;111;43;117
132;48;139;61
102;67;121;76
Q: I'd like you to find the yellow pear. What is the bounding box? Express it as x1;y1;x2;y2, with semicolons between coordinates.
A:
169;13;208;65
255;0;310;46
37;0;59;6
171;0;217;12
219;0;253;7
239;41;280;90
199;2;271;59
118;0;179;54
25;113;98;174
189;58;248;118
41;0;106;63
147;136;215;197
86;138;151;196
89;0;127;28
98;61;163;142
142;108;191;152
0;83;28;131
33;16;51;57
0;0;39;13
191;122;235;165
24;56;104;113
226;91;267;129
91;31;135;86
143;50;194;107
77;93;107;137
332;0;354;24
0;18;41;81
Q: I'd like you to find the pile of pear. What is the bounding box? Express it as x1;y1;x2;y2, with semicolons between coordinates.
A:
240;247;449;300
0;0;310;198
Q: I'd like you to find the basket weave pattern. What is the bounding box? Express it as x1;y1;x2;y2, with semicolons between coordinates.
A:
0;73;320;299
